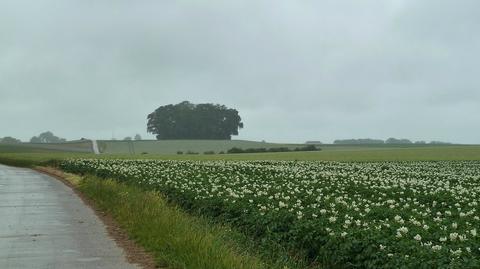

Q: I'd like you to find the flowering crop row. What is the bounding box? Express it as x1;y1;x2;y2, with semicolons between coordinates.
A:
60;159;480;268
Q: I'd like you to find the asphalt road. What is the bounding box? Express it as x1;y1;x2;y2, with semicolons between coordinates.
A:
0;164;141;269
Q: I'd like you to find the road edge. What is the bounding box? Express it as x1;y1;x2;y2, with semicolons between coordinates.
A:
34;166;159;269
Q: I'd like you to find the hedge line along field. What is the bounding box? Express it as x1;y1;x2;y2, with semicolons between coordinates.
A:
60;159;480;268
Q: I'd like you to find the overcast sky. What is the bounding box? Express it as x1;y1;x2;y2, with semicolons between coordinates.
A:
1;0;479;144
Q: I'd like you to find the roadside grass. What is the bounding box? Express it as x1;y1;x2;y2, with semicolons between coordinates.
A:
77;175;307;269
0;152;90;167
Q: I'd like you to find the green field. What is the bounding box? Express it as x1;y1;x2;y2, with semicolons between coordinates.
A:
0;139;303;155
1;143;480;269
1;145;480;168
61;159;480;268
3;140;478;162
97;139;303;154
0;141;93;153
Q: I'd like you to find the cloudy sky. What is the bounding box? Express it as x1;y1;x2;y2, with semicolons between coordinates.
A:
1;0;479;143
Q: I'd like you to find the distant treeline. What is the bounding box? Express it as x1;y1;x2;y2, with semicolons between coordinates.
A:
0;136;22;144
334;139;385;144
30;131;66;143
333;138;452;145
227;145;321;154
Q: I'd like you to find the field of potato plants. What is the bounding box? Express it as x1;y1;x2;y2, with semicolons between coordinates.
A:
60;159;480;268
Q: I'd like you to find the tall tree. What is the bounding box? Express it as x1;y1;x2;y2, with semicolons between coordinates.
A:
134;134;142;140
147;101;243;140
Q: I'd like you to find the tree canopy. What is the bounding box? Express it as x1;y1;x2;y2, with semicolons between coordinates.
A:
385;138;412;144
30;131;66;143
334;138;385;145
147;101;243;140
0;136;21;144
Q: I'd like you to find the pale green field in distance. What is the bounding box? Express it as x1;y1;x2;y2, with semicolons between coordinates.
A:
4;139;474;160
0;139;304;155
140;145;480;161
0;141;93;153
98;140;477;156
97;139;303;154
1;144;480;167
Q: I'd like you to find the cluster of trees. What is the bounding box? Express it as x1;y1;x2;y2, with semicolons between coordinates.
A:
123;134;142;141
334;138;452;145
0;136;22;144
334;139;385;145
2;131;145;144
147;101;243;140
30;131;66;143
1;132;67;144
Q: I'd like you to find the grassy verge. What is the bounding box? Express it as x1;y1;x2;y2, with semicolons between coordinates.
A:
0;152;89;167
39;167;305;269
79;176;267;269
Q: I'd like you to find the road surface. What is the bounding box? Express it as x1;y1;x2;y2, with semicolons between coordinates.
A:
91;140;100;155
0;164;140;269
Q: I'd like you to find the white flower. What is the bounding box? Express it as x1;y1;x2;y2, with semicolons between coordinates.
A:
431;245;442;251
414;234;422;241
329;216;337;223
450;249;462;256
296;211;303;219
471;229;477;237
449;233;459;241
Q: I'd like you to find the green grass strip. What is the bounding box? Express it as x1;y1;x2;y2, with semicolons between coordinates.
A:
78;176;273;269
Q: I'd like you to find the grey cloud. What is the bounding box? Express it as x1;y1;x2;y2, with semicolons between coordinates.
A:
1;0;479;143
